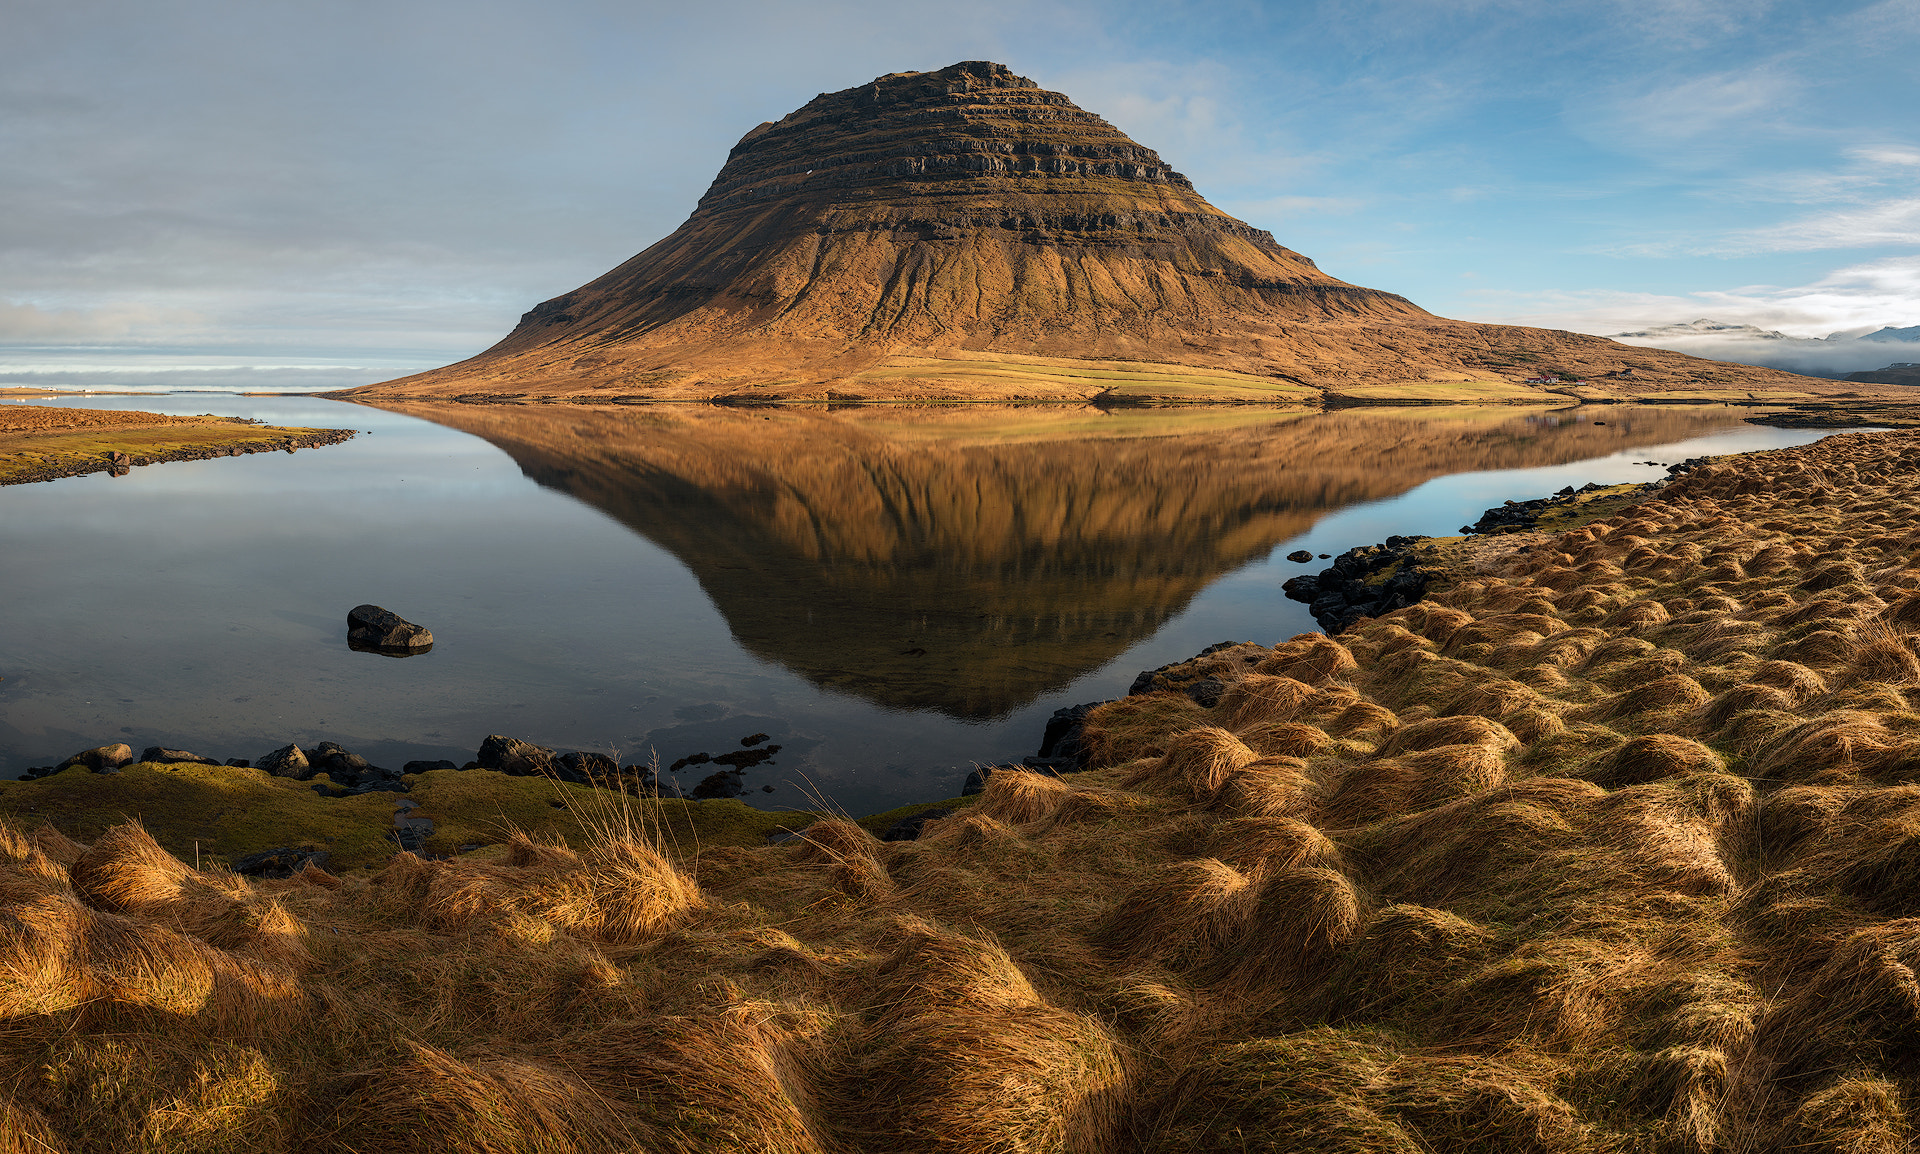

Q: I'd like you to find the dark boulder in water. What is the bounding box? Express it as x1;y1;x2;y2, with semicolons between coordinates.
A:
347;604;434;654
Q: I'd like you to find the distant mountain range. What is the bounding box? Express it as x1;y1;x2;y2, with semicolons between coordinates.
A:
1612;319;1920;344
1610;319;1920;378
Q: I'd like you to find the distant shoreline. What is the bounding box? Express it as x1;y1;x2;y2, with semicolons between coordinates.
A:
0;402;357;485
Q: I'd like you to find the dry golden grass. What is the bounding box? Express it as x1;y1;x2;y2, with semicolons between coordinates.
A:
16;428;1920;1150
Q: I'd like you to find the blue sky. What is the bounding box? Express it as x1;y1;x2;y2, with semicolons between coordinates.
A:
4;0;1917;387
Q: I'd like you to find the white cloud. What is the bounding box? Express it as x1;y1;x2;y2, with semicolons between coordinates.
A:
1727;198;1920;252
1849;145;1920;167
1467;254;1920;334
0;301;204;341
1586;67;1799;156
1457;254;1920;375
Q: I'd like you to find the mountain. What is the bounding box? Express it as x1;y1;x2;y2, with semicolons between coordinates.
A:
1608;317;1920;379
337;62;1859;403
1844;362;1920;386
1610;319;1798;341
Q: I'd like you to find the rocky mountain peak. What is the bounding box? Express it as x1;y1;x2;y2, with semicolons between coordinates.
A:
344;64;1850;402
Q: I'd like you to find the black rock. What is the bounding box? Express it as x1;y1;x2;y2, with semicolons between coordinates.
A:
57;743;135;773
555;750;617;785
710;747;776;770
1285;549;1313;563
1281;574;1320;601
1037;702;1102;770
689;770;745;800
141;746;219;766
882;808;954;842
224;758;251;768
740;732;770;747
1127;642;1242;696
311;741;373;780
346;604;433;655
401;759;458;774
232;846;329;878
961;766;995;796
258;743;312;779
476;734;557;777
1184;677;1225;708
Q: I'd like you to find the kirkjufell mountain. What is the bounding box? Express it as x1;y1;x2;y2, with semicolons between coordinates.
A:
341;61;1847;402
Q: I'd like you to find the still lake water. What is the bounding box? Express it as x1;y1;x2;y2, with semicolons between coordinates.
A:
0;394;1843;814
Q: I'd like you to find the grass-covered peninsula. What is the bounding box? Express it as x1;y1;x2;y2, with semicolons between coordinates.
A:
0;404;355;485
4;427;1920;1150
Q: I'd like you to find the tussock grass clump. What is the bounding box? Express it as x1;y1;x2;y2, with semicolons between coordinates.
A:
1841;621;1920;685
1588;673;1712;723
1255;634;1359;686
1214;674;1318;728
1122;726;1261;801
1093;858;1256;967
1584;734;1725;789
1378;714;1520;757
1078;692;1207;767
1207;816;1342;877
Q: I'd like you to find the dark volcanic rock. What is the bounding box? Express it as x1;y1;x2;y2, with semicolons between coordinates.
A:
477;735;557;777
1282;535;1437;633
882;808;954;842
1286;549;1314;563
346;604;434;654
141;746;219;766
555;750;617;785
232;846;329;878
690;770;746;800
402;759;459;774
257;743;311;779
1129;641;1243;696
58;743;134;773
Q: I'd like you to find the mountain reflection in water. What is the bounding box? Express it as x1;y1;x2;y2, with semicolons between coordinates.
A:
369;403;1746;719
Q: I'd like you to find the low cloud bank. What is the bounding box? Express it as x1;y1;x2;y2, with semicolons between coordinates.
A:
0;365;415;392
1609;323;1920;379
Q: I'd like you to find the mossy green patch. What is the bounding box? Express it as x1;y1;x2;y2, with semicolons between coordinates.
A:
1326;379;1560;404
0;762;402;868
853;795;979;837
405;769;830;855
